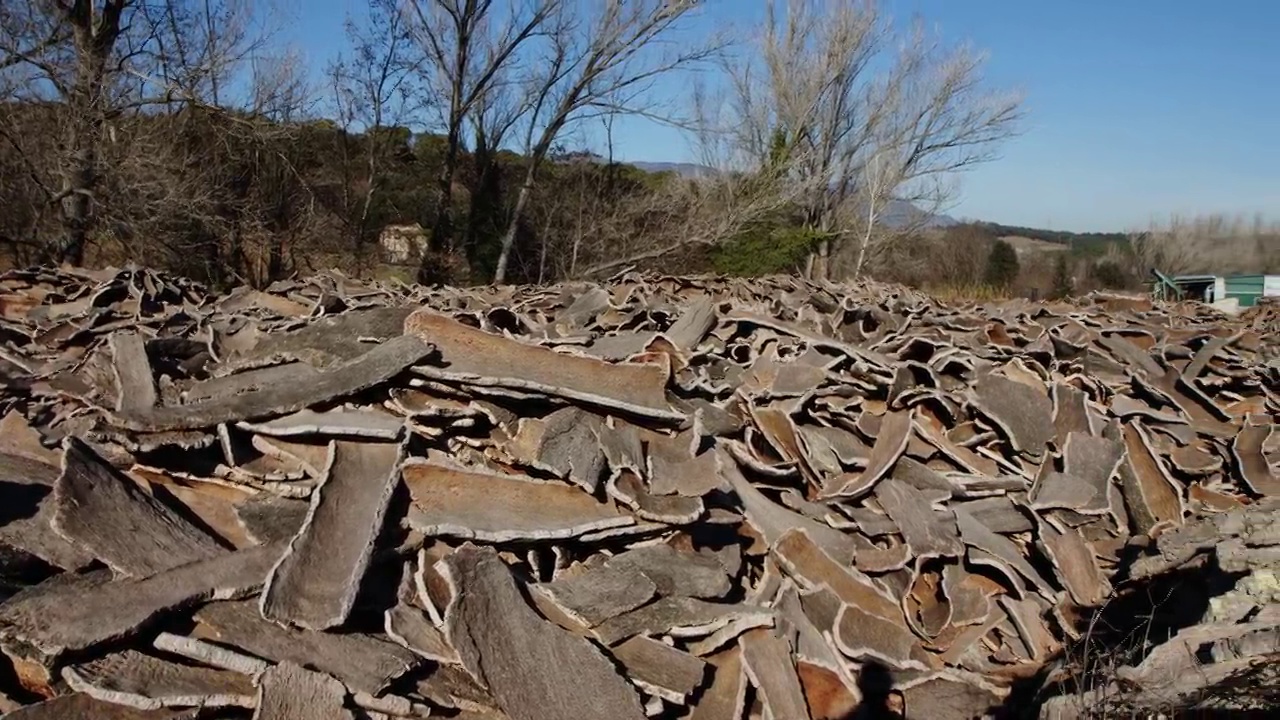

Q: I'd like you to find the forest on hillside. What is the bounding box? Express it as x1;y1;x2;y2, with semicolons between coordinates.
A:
2;1;1274;295
0;0;1028;288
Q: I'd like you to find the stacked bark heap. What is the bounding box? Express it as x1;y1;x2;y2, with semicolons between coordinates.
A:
0;266;1277;719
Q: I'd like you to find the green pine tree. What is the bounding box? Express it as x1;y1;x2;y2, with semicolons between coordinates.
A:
984;239;1020;289
1050;253;1073;299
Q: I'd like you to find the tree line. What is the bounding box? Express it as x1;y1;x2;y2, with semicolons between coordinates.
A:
0;0;1024;288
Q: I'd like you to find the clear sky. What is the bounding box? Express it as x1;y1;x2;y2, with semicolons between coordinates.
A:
282;0;1280;232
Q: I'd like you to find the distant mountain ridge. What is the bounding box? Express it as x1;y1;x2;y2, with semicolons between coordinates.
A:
626;160;958;229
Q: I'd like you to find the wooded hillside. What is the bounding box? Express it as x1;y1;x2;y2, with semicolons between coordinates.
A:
0;0;1023;288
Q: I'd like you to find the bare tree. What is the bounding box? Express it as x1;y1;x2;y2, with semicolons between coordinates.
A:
715;0;1021;280
329;0;422;267
402;0;554;282
1128;213;1280;279
490;0;722;284
0;0;283;265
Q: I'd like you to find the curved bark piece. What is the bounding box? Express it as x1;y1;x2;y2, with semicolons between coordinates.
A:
1051;382;1093;441
773;528;904;629
1098;335;1163;378
740;629;811;720
647;431;722;497
1039;519;1110;607
118;334;433;431
688;646;747;720
875;478;962;559
505;407;607;492
531;565;657;629
152;633;270;676
0;456;96;570
606;543;732;599
1233;419;1280;497
261;437;407;630
438;545;646;720
1118;423;1185;534
610;635;708;704
592;596;774;647
238;408;405;439
820;410;912;499
606;470;705;524
52;438;226;577
253;662;353;720
184;363;320;405
900;673;1005;720
1183;332;1239;380
62;649;256;710
403;460;634;542
385;572;458;663
109;330;158;414
405;309;680;422
3;694;199;719
833;603;927;671
720;447;857;564
234;495;309;546
0;543;281;682
954;508;1055;598
194;601;418;695
969;373;1054;460
1030;432;1124;514
227;306;413;368
666;296;717;352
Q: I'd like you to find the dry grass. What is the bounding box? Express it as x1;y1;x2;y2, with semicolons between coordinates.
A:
926;282;1013;302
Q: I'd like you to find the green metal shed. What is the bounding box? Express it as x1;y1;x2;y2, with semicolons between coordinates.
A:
1154;273;1280;308
1224;275;1267;308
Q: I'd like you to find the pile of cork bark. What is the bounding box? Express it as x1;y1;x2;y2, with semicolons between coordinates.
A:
0;265;1276;719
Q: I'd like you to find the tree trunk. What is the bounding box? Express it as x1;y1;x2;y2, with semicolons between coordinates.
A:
811;238;831;281
493;164;538;284
430;131;460;247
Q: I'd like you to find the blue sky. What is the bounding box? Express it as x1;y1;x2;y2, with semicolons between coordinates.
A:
283;0;1279;232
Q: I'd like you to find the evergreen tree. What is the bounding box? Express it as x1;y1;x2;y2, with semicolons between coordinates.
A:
984;240;1020;288
1050;253;1073;299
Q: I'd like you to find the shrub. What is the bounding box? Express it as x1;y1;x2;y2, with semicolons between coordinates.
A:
984;239;1020;288
713;224;824;277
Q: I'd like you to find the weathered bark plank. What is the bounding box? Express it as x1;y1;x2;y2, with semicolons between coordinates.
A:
438;545;647;720
253;662;353;720
1233;418;1280;496
875;478;962;559
687;647;747;720
605;543;732;599
954;508;1055;597
592;596;773;647
261;437;406;630
531;565;657;629
52;438;226;577
1039;520;1110;607
820;410;912;499
239;408;405;439
504;407;607;492
403;460;634;542
0;543;281;679
62;649;256;710
739;629;811;720
118;334;433;431
1030;432;1124;513
607;469;705;524
193;601;418;695
109;330;159;414
406;309;680;421
610;635;707;703
970;373;1055;459
3;693;199;719
1118;422;1185;533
